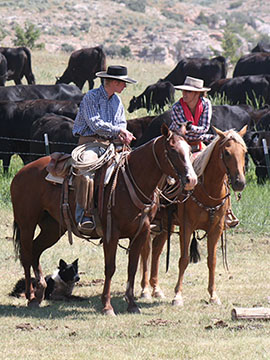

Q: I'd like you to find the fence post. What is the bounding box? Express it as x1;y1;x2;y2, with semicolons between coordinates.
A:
44;133;50;156
262;138;270;180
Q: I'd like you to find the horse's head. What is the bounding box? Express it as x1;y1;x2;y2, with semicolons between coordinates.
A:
161;123;197;191
214;125;247;192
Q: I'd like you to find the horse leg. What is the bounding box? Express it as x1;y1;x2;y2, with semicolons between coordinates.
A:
207;229;223;305
18;226;38;307
140;236;152;299
32;215;65;305
126;230;150;313
173;226;193;307
101;235;118;316
149;231;168;299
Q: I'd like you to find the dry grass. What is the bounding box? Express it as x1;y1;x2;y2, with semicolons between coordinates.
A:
1;208;270;360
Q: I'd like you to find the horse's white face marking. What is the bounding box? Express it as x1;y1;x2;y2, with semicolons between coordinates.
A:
178;139;197;190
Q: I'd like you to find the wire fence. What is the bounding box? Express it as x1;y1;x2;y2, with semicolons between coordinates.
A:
0;134;270;234
0;134;270;169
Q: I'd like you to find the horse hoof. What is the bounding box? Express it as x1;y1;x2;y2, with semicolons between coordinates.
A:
102;308;116;316
127;305;141;314
210;297;222;305
152;289;166;299
27;299;40;308
172;297;184;307
140;290;152;300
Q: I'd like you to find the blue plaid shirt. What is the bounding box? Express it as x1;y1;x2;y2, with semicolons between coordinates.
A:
73;85;127;138
170;97;213;142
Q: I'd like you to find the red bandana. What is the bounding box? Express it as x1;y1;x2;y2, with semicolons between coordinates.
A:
180;97;204;150
179;97;203;125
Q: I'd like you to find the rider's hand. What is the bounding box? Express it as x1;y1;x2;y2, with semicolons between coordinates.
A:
118;129;136;145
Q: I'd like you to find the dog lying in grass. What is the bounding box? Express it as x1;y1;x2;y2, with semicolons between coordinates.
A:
10;259;80;300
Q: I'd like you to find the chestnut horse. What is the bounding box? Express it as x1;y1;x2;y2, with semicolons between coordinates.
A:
140;126;247;306
10;124;197;315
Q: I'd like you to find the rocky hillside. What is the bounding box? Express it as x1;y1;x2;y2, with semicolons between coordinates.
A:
1;0;270;65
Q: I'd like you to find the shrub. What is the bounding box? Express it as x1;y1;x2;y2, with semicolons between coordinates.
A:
229;1;242;9
61;43;75;53
221;24;243;65
104;44;122;57
0;27;8;42
120;45;132;58
126;0;146;13
12;21;43;49
161;9;184;22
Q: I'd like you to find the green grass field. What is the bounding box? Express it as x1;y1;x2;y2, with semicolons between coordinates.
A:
1;50;270;360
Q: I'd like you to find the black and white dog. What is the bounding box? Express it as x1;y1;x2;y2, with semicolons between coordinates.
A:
10;259;80;300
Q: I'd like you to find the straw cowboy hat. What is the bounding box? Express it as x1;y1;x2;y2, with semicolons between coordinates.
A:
174;76;211;92
96;65;137;84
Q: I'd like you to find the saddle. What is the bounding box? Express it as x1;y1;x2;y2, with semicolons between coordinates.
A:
45;151;125;243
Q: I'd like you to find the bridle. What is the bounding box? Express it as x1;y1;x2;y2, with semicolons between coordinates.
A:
152;134;189;188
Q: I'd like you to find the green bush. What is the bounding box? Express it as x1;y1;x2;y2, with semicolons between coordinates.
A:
161;9;184;22
126;0;146;13
61;43;75;53
221;24;242;65
229;1;242;9
120;45;132;58
12;21;42;49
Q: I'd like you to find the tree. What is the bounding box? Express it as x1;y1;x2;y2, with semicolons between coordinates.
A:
221;24;242;65
13;22;43;49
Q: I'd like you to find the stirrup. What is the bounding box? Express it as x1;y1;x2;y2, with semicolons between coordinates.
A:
77;216;96;234
225;209;239;229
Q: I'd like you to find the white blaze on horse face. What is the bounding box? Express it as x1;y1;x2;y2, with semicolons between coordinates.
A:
180;140;197;190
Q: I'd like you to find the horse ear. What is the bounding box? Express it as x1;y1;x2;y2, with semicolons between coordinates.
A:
212;126;225;139
161;123;169;136
238;125;248;137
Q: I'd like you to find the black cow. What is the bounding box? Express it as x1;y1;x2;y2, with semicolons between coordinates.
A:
128;81;175;113
251;42;270;53
0;84;83;103
29;114;78;162
127;116;155;146
0;99;78;172
0;53;7;86
245;131;270;184
233;52;270;77
162;56;227;87
209;75;270;107
56;46;106;90
0;46;35;84
133;110;172;147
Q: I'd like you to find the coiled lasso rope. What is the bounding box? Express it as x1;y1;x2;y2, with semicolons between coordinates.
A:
71;142;116;176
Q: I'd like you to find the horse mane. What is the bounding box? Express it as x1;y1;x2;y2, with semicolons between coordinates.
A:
193;129;247;177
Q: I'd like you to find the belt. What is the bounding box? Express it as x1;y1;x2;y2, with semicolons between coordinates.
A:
78;135;111;146
78;135;123;147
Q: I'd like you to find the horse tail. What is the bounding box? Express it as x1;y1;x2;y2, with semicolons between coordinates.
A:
12;221;21;262
189;232;201;263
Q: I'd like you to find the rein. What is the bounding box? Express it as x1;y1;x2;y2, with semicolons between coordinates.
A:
119;135;183;252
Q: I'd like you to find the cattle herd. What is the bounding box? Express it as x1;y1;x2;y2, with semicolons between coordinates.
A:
1;43;270;183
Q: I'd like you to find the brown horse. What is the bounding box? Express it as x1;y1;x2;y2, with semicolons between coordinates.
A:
140;126;247;306
10;124;197;315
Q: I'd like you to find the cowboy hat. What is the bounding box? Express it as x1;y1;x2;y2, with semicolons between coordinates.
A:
96;65;137;84
174;76;211;92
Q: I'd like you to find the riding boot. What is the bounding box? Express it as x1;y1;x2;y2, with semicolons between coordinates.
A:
74;174;95;233
225;196;239;229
